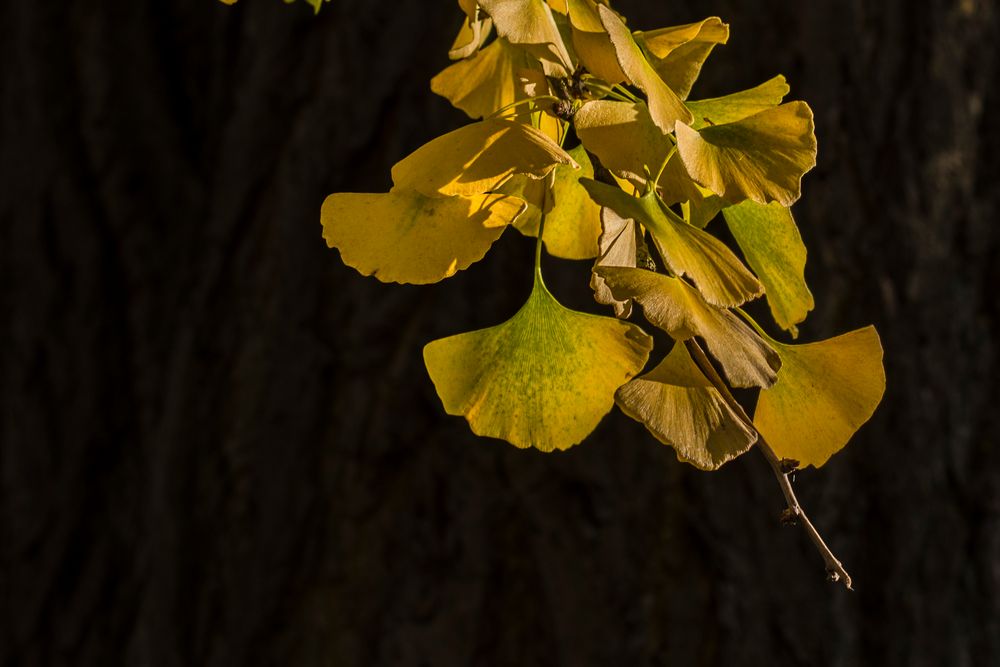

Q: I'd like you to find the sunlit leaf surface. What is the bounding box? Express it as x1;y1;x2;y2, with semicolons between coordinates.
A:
432;38;537;119
685;75;789;128
479;0;572;73
635;18;729;99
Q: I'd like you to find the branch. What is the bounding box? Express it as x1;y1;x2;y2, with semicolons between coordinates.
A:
684;339;854;590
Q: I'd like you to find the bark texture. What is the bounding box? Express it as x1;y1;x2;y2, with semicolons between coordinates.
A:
2;1;999;665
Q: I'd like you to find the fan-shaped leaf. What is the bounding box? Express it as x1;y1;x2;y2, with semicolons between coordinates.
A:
574;100;672;185
755;327;885;467
596;267;780;388
321;190;525;284
424;273;652;451
686;75;789;128
617;343;755;470
635;18;729;99
432;38;537;119
479;0;572;74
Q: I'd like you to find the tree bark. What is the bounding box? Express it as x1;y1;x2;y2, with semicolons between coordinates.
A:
2;1;998;665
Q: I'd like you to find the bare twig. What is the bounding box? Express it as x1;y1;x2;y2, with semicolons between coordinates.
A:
684;339;854;590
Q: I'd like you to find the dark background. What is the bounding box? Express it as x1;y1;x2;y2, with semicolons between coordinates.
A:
3;0;999;665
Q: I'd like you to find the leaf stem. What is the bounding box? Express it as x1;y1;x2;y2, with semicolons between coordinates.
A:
684;338;854;590
584;82;633;103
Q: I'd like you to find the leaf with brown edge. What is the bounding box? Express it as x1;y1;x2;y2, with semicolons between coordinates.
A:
432;38;538;119
597;5;693;133
391;118;577;197
723;200;814;336
596;267;780;388
321;190;525;284
565;0;626;84
581;179;762;308
590;206;650;318
635;17;729;100
675;101;817;206
755;327;885;467
686;75;790;129
424;272;652;452
617;343;756;470
479;0;573;75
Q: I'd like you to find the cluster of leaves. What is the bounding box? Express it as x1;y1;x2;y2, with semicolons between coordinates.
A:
321;0;886;471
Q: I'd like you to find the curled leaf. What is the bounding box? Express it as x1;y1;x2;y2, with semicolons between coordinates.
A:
676;101;817;206
450;3;494;60
565;0;627;84
722;200;814;336
597;5;693;133
596;267;780;388
424;273;653;451
391;118;577;197
635;18;729;99
755;327;885;467
479;0;573;74
685;75;790;128
581;180;762;307
617;343;755;470
590;206;650;318
321;190;525;284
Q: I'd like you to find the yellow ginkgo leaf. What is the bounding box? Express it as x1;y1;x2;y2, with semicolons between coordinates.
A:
424;272;653;451
617;343;755;470
574;100;672;185
565;0;627;84
432;38;537;119
656;152;724;228
391;118;577;197
722;200;814;336
598;5;693;133
675;101;817;206
596;267;780;388
479;0;573;75
449;5;494;60
321;190;525;284
590;206;648;318
686;75;790;128
581;179;762;307
635;18;729;99
524;146;603;259
755;327;885;467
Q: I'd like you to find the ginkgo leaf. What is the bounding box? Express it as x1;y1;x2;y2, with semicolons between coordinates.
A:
723;200;814;336
590;206;647;318
617;343;755;470
479;0;573;75
581;179;762;307
675;101;817;206
321;190;525;284
541;146;603;259
635;18;729;99
657;153;724;228
391;118;577;197
596;267;780;388
449;5;494;60
755;327;885;467
566;0;626;84
424;272;652;451
432;38;537;119
574;100;672;185
685;75;790;128
597;5;693;133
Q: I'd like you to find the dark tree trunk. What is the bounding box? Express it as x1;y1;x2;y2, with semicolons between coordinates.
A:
3;1;998;665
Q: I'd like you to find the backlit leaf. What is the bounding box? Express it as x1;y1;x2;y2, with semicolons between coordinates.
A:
479;0;573;74
635;18;729;99
391;118;577;197
424;273;653;451
541;146;603;259
596;267;780;388
566;0;626;84
755;327;885;467
723;200;814;336
597;5;693;133
321;190;525;284
581;180;762;307
617;343;755;470
432;38;537;119
676;101;817;206
686;75;789;128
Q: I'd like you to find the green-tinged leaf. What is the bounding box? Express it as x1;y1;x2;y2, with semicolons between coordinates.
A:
635;18;729;99
479;0;572;74
590;206;649;318
755;327;885;467
657;153;724;228
432;38;537;119
581;180;762;307
391;118;577;197
617;343;755;470
597;5;693;133
596;267;780;388
424;272;652;451
321;190;525;284
723;200;814;336
676;101;817;206
566;0;626;84
686;75;790;128
574;100;672;185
